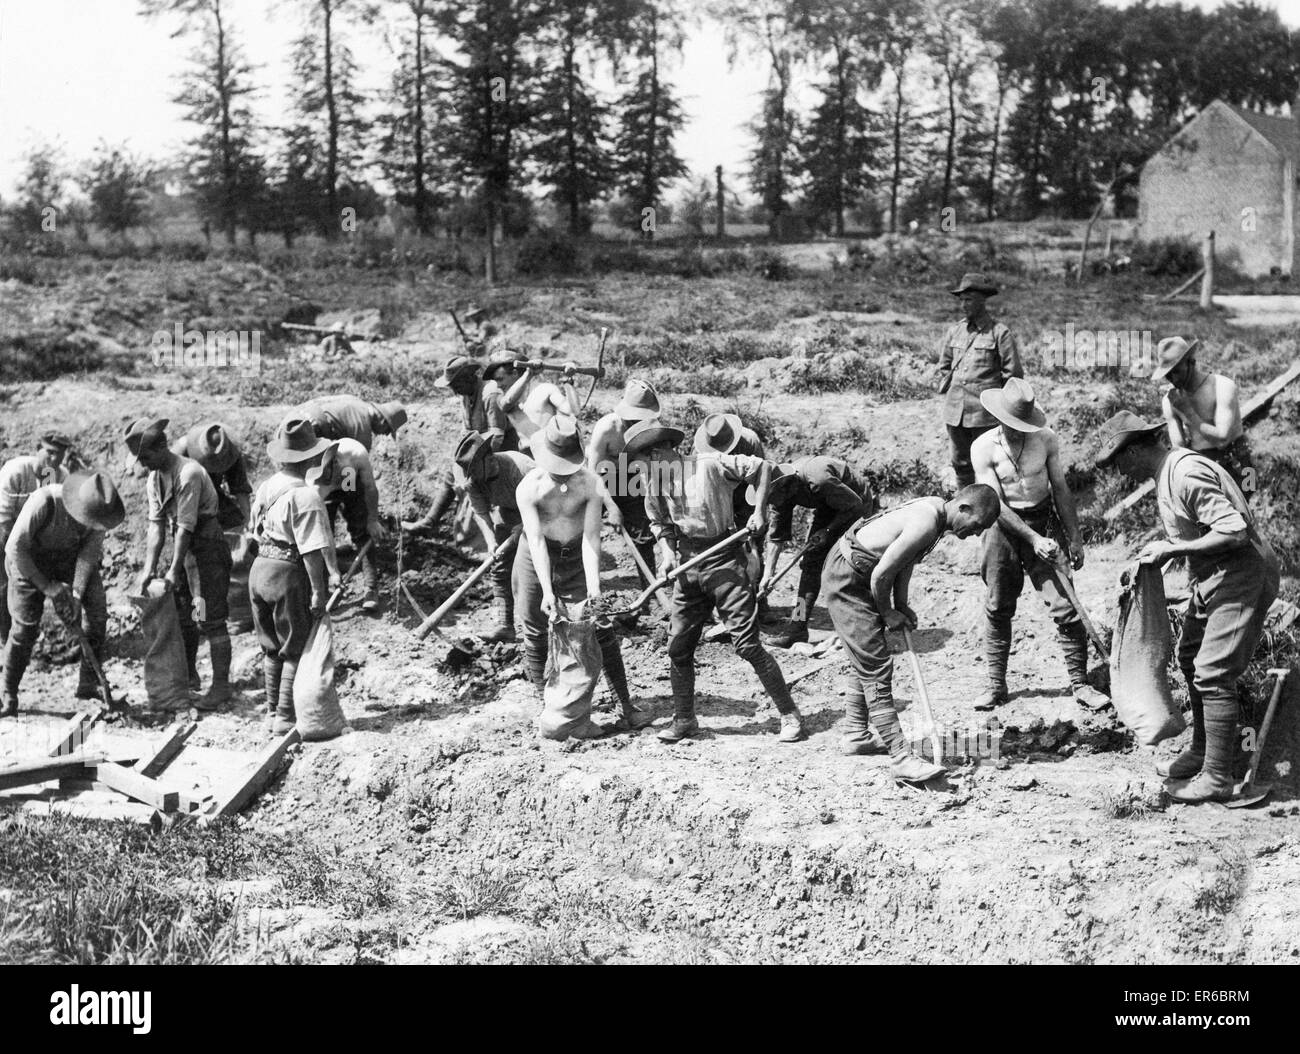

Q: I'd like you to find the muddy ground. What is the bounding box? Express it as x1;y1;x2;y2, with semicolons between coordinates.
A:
2;243;1298;963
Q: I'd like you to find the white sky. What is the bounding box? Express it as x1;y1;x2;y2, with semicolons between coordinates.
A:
0;0;1297;199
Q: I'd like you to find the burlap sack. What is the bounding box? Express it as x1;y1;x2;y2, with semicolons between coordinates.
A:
294;615;347;741
130;585;190;711
538;601;603;740
1110;562;1186;746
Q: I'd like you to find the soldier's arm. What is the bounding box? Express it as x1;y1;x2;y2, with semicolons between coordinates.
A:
998;326;1024;381
871;521;932;623
1161;391;1188;448
1198;377;1241;444
936;325;954;386
517;477;557;611
1045;432;1082;558
581;481;604;599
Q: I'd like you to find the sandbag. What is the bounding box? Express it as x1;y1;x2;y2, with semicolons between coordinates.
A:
538;601;603;740
1110;562;1186;746
130;585;190;711
294;615;347;741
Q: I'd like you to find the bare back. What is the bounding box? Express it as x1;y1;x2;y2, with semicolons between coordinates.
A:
1164;372;1242;451
852;497;945;564
586;412;626;470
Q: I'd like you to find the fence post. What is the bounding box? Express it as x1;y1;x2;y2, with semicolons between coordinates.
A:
1200;230;1215;310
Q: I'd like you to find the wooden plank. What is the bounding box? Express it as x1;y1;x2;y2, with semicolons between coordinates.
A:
134;721;197;779
206;729;300;819
47;712;99;757
1242;360;1300;422
0;754;104;792
91;762;180;813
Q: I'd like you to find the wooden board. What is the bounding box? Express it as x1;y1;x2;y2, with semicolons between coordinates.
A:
205;729;300;819
135;721;197;778
91;762;180;813
47;712;98;758
0;753;104;792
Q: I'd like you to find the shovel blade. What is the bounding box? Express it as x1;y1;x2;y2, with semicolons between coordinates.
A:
1225;782;1273;809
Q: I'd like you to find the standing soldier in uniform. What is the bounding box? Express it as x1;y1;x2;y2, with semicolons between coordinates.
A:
1154;336;1255;497
936;273;1023;488
1096;411;1280;803
2;470;125;716
128;418;235;710
0;432;74;645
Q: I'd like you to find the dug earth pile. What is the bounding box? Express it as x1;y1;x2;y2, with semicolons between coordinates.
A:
2;259;1298;963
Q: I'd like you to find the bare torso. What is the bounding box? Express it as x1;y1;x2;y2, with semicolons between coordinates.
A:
853;497;945;559
519;466;600;544
586;413;626;470
1164;373;1242;450
972;426;1053;509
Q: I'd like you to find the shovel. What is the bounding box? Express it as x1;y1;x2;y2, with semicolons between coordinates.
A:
325;539;375;614
1050;554;1110;662
618;526;669;614
607;527;751;619
1226;667;1289;809
901;626;943;765
757;537;813;600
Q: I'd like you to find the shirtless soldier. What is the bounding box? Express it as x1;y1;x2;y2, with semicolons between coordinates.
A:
515;416;652;738
1154;336;1254;497
970;379;1108;710
821;485;1001;780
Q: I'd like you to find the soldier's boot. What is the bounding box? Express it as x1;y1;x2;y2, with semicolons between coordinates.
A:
401;482;457;535
198;631;233;710
973;615;1011;710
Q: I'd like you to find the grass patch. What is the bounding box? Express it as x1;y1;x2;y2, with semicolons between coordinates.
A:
429;860;523;921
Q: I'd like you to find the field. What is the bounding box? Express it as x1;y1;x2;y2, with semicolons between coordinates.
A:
1;224;1298;964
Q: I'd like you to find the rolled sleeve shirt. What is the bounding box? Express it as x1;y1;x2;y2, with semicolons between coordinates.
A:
938;313;1023;428
0;456;66;539
251;474;334;555
1157;450;1259;581
148;456;219;534
647;454;766;546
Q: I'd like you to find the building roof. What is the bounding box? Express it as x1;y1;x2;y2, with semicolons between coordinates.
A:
1224;102;1300;168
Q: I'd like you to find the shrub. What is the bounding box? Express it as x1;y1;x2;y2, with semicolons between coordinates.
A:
514;228;582;276
1130;237;1200;277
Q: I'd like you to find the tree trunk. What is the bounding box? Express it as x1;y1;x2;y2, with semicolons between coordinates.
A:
942;68;957;209
987;76;1005;222
323;0;339;238
214;0;236;245
412;1;429;235
834;43;847;237
889;61;904;235
715;165;725;238
563;26;580;235
642;12;659;243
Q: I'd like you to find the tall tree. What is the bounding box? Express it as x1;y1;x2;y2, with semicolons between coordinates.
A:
5;143;66;235
921;0;981;212
142;0;260;243
611;1;688;241
79;143;154;236
531;0;622;235
877;0;923;233
291;0;373;237
434;0;547;278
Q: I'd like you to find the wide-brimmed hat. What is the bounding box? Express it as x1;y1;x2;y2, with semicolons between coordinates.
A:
533;416;586;476
693;412;745;455
1151;336;1200;382
435;355;480;389
483;348;528;381
124;417;170;457
40;431;73;451
1094;411;1165;467
980;378;1047;432
185;421;240;474
615;379;661;421
453;431;493;477
63;469;126;531
464;303;487;322
624;419;685;458
950;272;999;296
268;418;334;464
377;401;407;434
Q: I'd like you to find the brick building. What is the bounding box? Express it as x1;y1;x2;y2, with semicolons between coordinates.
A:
1138;100;1300;278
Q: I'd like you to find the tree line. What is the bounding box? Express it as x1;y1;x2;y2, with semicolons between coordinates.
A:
5;0;1299;247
